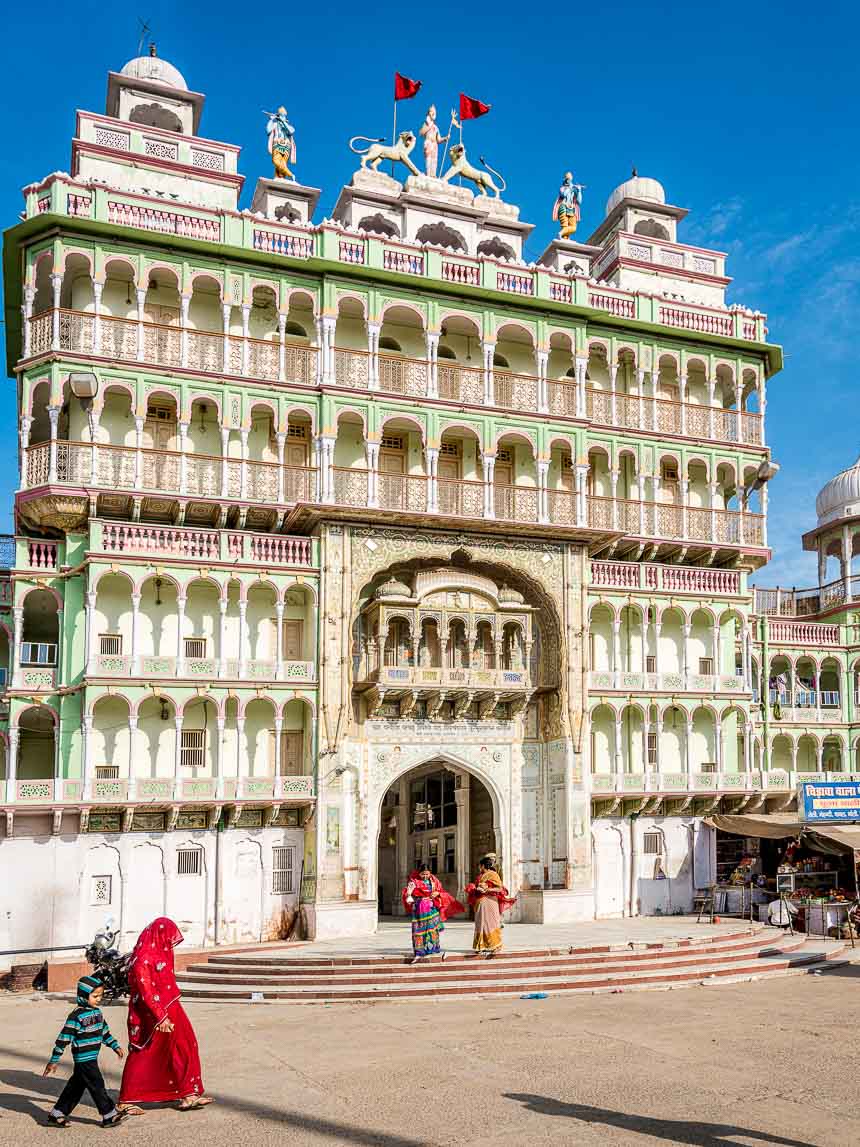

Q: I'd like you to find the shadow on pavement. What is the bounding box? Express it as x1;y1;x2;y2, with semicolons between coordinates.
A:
0;1045;426;1144
504;1094;817;1147
0;1068;101;1126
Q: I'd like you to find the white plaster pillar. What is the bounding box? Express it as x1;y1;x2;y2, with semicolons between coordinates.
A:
134;415;144;489
790;738;798;778
678;372;688;435
50;273;62;350
172;715;184;798
220;426;230;499
575;463;589;527
81;716;93;801
482;453;496;519
761;484;769;547
706;376;716;440
311;435;321;501
609;363;619;425
711;624;721;681
239;427;249;500
136;287;147;362
365;441;380;509
679;478;689;539
426;446;439;513
482;340;495;405
275;600;285;680
537;458;549;524
684;719;694;787
47;406;60;484
454;775;470;902
218;596;228;678
367;319;380;390
426;330;439;398
180;293;191;368
176;593;187;676
536;349;549;413
759;379;767;447
88;407;101;485
714;716;723;774
709;481;719;541
842;524;852;602
816;742;824;773
84;593;96;677
277;311;287;382
682;621;691;687
342;768;357;899
236;715;247;780
650;368;660;432
5;727;18;803
575;356;588;418
276;431;286;504
92;280;104;355
215;716;225;798
273;716;283;777
241;303;251;375
321;436;336;504
614;718;623;778
221;302;232;373
237;598;247;677
178;420;189;495
127;716;138;800
19;416;32;485
818;542;828;590
130;592;141;675
609;469;619;529
321;315;336;386
611;618;622;689
21;284;35;358
743;724;752;776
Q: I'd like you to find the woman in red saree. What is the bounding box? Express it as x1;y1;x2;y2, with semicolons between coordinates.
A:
401;866;465;963
466;856;516;958
118;917;212;1113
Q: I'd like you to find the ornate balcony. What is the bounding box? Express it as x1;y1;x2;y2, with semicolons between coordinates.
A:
588;670;746;695
591;559;743;596
3;774;315;808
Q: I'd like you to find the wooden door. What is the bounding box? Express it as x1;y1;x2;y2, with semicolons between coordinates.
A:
283;619;304;661
281;730;303;776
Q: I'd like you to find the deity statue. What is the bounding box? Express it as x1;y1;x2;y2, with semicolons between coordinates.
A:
265;107;296;180
419;105;451;179
552;172;585;239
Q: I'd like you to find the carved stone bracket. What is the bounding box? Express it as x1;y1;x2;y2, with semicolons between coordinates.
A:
209;804;223;830
399;691;419;720
122;807;135;833
452;691;473;721
52;809;63;836
166;806;181;832
265;803;281;827
478;692;499;720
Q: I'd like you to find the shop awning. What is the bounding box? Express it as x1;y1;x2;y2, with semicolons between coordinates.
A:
803;825;860;854
703;813;802;839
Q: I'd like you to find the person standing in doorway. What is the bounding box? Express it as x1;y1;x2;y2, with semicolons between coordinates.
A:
118;917;213;1113
43;974;126;1128
467;856;516;959
402;864;465;963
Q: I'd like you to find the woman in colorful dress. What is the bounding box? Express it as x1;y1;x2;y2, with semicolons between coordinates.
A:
467;856;516;959
402;865;464;963
118;917;213;1114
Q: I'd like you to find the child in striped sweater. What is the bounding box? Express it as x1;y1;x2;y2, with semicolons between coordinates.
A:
43;974;126;1128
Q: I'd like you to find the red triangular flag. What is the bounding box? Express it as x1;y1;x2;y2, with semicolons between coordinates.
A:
459;93;491;120
395;72;422;101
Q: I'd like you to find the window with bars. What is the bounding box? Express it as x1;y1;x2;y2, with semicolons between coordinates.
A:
95;765;120;780
646;655;657;674
380;434;403;450
440;441;459;457
561;453;574;470
646;732;658;767
21;642;57;666
497;449;512;463
643;832;663;855
99;634;122;656
184;637;206;659
146;403;174;421
272;845;295;894
699;657;714;676
287;423;307;439
180;730;205;769
90;875;112;906
177;847;203;876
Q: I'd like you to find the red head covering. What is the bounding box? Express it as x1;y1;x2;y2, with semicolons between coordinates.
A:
401;871;466;921
126;917;184;1050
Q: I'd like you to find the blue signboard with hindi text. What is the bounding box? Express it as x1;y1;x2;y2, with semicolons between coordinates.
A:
798;780;860;823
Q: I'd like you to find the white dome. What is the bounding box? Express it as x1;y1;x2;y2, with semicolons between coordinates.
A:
815;454;860;525
120;54;187;91
605;176;666;216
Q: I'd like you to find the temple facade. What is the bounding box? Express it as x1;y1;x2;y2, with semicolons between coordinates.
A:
7;50;852;952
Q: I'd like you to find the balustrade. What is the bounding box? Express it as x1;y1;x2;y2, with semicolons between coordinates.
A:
98;521;313;565
767;619;841;647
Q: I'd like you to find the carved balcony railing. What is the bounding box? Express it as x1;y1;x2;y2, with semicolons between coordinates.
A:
588;670;746;694
3;774;315;806
591;559;742;595
97;521;315;565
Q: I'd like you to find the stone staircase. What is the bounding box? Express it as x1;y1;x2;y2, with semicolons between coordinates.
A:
176;927;848;1003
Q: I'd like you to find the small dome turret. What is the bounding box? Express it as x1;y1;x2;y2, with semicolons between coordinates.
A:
499;584;524;605
815;454;860;526
605;175;666;216
119;51;187;91
375;576;412;600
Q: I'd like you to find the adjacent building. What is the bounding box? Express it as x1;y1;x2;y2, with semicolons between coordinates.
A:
2;50;849;951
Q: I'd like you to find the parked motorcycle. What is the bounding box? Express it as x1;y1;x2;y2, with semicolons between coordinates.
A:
85;926;130;1001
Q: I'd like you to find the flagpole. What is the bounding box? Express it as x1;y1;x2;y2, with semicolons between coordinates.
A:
391;98;397;177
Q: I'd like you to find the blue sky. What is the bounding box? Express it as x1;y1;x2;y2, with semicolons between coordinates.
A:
2;0;858;586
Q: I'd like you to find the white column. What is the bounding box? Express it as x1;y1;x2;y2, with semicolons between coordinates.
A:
239;428;249;499
454;776;470;902
759;379;767;447
707;376;716;440
609;363;618;425
709;481;719;541
241;303;251;375
714;716;723;774
19;416;32;485
176;593;186;676
275;601;285;680
278;311;287;382
237;598;247;677
178;420;189;494
482;340;495;405
682;622;691;687
218;597;228;678
127;716;138;800
47;406;60;483
612;618;621;689
322;436;336;503
610;469;619;529
236;715;246;780
215;716;225;798
575;355;587;418
842;525;852;601
50;273;62;350
537;459;549;524
816;742;824;773
711;624;721;681
321;315;336;385
6;727;18;803
650;368;659;432
136;287;147;362
684;718;694;788
365;441;380;508
367;320;380;390
222;302;232;373
180;294;191;368
130;592;141;673
88;408;100;485
220;426;230;498
21;284;35;357
743;724;752;775
536;349;549;413
482;454;496;519
134;416;144;489
679;478;689;539
761;485;769;547
341;768;357;899
653;618;663;680
273;716;283;777
92;280;104;355
426;446;439;513
173;715;183;798
426;330;439;398
575;463;589;527
614;718;623;779
81;716;93;800
678;372;688;435
276;431;286;504
84;593;96;676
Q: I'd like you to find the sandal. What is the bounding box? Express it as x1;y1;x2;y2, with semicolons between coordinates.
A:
46;1114;69;1128
178;1096;213;1110
117;1104;145;1116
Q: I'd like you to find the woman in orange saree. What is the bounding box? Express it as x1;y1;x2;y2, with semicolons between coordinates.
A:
466;856;516;958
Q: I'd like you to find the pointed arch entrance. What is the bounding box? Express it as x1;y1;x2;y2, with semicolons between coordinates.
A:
376;759;500;917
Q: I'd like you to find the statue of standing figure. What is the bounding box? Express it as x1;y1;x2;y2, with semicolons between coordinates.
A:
419;105;452;179
552;172;585;239
265;107;296;180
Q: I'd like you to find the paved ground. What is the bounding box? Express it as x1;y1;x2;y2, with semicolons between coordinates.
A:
1;960;859;1146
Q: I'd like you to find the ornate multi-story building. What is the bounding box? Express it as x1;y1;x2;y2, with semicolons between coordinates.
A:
7;49;851;950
